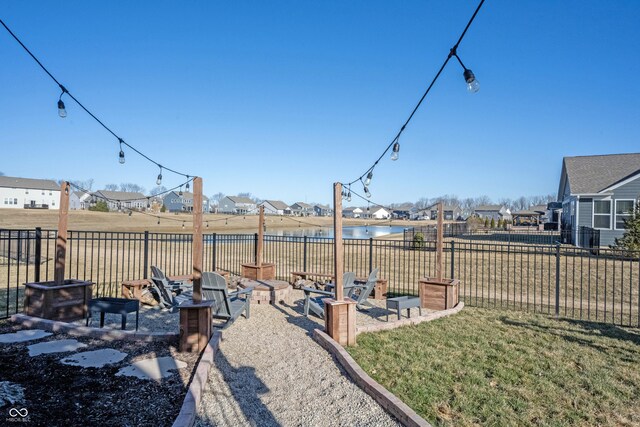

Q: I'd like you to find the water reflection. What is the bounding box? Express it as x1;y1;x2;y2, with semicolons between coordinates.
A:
265;225;406;239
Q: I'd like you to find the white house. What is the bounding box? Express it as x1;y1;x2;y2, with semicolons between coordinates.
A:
69;191;92;210
0;176;60;210
343;207;363;218
260;200;289;215
371;207;391;219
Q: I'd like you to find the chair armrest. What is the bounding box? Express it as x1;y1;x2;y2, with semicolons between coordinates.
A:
302;287;334;297
229;288;253;298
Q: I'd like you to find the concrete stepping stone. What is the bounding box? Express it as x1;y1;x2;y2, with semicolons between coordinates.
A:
0;329;52;344
60;349;128;368
27;339;88;357
116;356;187;380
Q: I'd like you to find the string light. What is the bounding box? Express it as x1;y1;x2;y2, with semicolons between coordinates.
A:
341;0;485;195
185;177;190;192
57;88;67;118
118;139;125;164
364;186;371;198
178;185;183;196
156;166;163;186
182;222;185;229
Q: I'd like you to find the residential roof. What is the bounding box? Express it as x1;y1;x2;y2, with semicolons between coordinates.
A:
292;202;313;209
474;205;504;211
314;204;331;210
226;196;255;204
393;203;414;211
426;203;460;211
95;191;147;201
262;200;289;210
0;176;59;191
562;153;640;194
529;205;547;213
513;210;543;216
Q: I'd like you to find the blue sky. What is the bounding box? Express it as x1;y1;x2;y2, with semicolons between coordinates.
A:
1;1;639;205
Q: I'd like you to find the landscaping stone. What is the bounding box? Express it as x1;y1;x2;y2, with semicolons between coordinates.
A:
60;348;128;368
0;329;52;344
116;356;187;380
0;381;25;406
27;339;88;356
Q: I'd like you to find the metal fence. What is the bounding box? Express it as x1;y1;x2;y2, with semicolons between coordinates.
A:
1;228;638;327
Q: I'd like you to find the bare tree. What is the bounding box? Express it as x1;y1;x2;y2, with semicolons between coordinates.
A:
70;178;94;191
210;192;225;207
103;183;119;191
150;186;168;196
119;183;146;193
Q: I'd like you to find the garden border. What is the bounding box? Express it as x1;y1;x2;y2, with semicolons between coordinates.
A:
356;302;465;335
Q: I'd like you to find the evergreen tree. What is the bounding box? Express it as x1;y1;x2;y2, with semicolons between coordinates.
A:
484;217;489;228
613;203;640;253
490;218;496;229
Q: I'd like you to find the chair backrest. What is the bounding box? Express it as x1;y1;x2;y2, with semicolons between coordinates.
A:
150;265;167;280
202;272;231;318
354;268;378;304
342;272;357;298
150;275;174;307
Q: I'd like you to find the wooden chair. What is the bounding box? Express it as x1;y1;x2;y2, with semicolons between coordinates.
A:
202;271;252;329
349;268;379;311
150;272;192;312
150;266;192;294
302;272;356;318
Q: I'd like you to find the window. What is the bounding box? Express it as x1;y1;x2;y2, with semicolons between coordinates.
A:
25;190;29;194
615;200;635;230
13;198;18;205
593;200;611;229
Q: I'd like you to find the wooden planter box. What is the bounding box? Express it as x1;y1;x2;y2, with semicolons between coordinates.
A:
24;279;93;322
241;263;276;280
419;277;459;311
373;279;388;300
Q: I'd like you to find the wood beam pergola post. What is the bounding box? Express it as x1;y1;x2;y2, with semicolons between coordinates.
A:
179;176;212;353
54;181;70;285
436;202;444;282
324;182;356;346
257;206;264;268
192;177;203;303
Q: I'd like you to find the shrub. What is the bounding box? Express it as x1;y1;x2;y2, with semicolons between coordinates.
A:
160;205;166;213
484;217;489;228
612;203;640;253
88;200;109;212
490;218;496;229
497;218;503;228
411;232;425;250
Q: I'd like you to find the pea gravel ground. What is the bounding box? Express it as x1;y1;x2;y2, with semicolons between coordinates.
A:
195;290;401;427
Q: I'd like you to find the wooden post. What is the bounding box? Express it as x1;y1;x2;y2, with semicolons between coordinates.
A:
257;206;264;267
323;182;356;346
54;181;70;285
436;202;444;282
192;177;203;303
333;182;344;301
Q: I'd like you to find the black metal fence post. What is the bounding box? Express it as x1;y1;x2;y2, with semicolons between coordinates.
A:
143;231;149;279
303;236;308;272
450;240;455;280
369;238;374;274
555;243;561;317
34;227;42;282
212;233;217;271
253;233;258;262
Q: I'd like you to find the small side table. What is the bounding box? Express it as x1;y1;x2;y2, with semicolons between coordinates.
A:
87;297;140;330
386;296;421;321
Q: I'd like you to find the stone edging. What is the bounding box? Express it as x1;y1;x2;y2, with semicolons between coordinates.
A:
172;331;222;427
10;314;178;342
314;329;432;427
356;302;465;335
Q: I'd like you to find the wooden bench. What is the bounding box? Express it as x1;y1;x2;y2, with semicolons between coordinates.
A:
290;271;335;283
121;270;229;300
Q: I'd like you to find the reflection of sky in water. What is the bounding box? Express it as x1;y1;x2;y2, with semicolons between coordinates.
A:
264;225;407;239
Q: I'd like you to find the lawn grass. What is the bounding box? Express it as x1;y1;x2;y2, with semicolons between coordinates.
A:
347;307;640;426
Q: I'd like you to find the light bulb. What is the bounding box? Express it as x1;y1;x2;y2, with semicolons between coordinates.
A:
156;172;162;186
391;142;400;161
147;199;151;209
364;186;371;198
119;149;125;164
186;182;190;191
182;222;185;229
206;222;209;228
57;99;67;118
179;186;183;196
347;192;352;202
364;171;373;186
464;69;480;93
157;219;160;225
128;211;132;217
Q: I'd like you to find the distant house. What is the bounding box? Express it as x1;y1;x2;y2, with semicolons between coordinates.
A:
474;205;512;221
219;196;257;214
371;207;391;220
392;203;415;219
260;200;289;215
558;153;640;247
314;204;332;217
93;191;147;211
162;191;210;213
343;207;363;218
427;204;463;221
512;205;547;226
69;191;92;210
290;202;314;217
0;176;60;210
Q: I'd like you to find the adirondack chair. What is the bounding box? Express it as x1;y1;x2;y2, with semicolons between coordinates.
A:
150;266;192;294
302;272;356;318
201;271;252;329
323;269;379;311
150;273;192;312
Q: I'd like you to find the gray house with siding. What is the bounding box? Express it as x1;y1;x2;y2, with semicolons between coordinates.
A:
219;196;257;214
474;205;512;221
162;191;210;213
558;153;640;247
92;191;147;211
260;200;289;215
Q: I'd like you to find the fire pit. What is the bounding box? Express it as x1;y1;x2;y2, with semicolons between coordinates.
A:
237;278;291;305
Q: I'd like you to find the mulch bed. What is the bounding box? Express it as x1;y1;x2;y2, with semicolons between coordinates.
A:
0;320;199;427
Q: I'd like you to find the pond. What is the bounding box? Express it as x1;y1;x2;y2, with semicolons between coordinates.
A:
265;225;406;239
